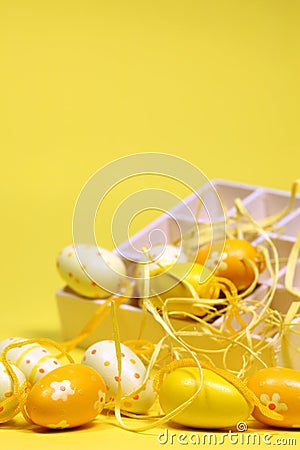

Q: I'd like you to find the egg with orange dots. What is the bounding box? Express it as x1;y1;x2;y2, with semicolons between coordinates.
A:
82;340;156;414
25;364;106;429
247;367;300;428
196;238;266;291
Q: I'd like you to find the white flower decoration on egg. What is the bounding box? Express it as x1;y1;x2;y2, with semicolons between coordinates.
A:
47;419;70;429
260;393;288;412
205;251;228;272
50;380;75;402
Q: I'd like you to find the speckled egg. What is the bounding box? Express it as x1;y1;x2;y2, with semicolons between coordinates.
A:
120;378;156;414
26;364;106;429
247;367;300;428
82;340;156;413
56;244;127;298
0;362;26;420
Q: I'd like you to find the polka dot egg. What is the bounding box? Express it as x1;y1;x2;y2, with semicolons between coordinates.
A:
0;362;26;420
82;340;156;413
56;244;127;299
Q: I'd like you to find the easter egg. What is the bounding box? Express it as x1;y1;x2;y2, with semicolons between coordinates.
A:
121;378;156;414
159;367;251;429
0;362;26;420
82;340;156;413
196;238;266;291
26;364;106;429
149;262;216;301
247;367;300;428
0;337;61;384
56;244;127;299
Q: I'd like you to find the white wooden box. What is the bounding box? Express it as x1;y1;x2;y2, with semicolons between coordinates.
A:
56;179;300;351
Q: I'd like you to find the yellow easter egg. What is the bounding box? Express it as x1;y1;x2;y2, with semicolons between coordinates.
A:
26;364;106;429
247;367;300;428
146;262;217;313
159;367;251;429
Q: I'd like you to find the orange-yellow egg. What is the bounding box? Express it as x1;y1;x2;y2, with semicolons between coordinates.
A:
196;239;266;291
26;364;106;429
247;367;300;428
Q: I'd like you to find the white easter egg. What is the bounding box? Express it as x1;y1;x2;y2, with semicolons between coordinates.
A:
56;244;127;298
120;378;156;414
82;340;155;413
0;337;61;384
0;362;26;419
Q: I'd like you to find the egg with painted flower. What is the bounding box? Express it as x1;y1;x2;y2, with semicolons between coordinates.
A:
25;364;106;429
247;367;300;428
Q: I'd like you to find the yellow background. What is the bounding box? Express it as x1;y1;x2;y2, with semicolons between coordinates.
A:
0;0;299;448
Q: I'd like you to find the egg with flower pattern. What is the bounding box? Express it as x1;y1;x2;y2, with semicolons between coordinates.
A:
247;367;300;428
25;364;106;429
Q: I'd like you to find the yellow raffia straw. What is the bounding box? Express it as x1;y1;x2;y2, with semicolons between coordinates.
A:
61;279;133;352
108;297;205;432
285;230;300;298
0;338;75;424
148;199;282;379
280;302;300;359
105;256;205;431
181;179;300;248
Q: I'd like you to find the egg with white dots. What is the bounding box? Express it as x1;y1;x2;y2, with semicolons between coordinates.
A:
0;337;61;384
82;340;156;413
0;361;26;420
56;244;127;299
